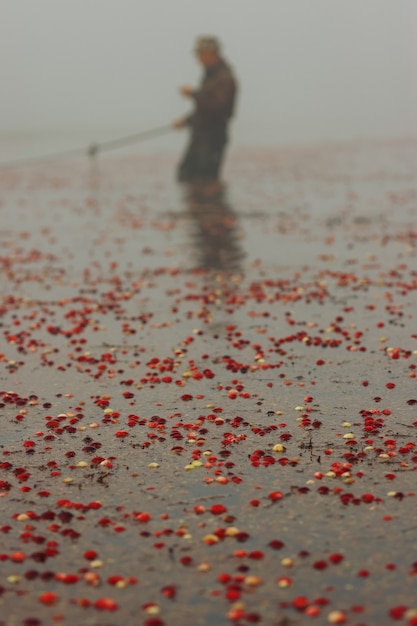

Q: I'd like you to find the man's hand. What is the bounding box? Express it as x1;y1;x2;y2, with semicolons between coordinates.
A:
172;118;186;129
179;85;195;98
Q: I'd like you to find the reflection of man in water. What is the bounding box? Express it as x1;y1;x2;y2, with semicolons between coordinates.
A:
173;37;237;184
184;183;244;271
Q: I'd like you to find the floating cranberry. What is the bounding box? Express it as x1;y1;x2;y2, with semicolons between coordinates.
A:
94;597;118;611
83;550;98;561
292;596;309;611
268;491;284;501
210;504;227;515
39;591;58;605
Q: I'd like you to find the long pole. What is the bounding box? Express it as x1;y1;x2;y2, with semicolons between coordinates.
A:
88;124;173;156
0;124;173;170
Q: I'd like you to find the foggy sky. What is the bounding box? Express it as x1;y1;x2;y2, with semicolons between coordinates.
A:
1;0;416;147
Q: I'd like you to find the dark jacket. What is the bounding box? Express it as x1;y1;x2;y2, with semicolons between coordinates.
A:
187;59;237;135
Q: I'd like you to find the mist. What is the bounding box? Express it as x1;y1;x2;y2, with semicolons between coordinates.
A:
1;0;416;148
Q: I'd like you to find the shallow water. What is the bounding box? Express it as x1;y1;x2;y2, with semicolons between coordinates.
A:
0;139;417;626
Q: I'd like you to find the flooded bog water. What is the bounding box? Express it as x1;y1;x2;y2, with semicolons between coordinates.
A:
0;139;417;626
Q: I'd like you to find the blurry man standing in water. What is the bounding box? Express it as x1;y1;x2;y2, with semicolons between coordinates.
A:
173;36;237;184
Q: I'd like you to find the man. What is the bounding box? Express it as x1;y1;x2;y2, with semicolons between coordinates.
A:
173;36;237;183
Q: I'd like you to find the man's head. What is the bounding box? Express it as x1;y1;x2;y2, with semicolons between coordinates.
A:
194;36;221;67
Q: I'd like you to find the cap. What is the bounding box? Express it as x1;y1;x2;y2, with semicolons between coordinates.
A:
194;36;221;54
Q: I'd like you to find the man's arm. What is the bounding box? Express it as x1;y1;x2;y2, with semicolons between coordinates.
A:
172;86;197;128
